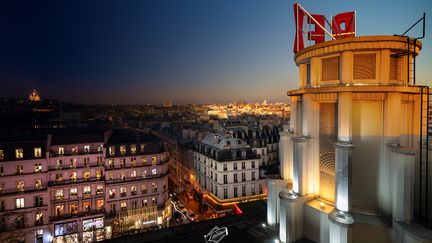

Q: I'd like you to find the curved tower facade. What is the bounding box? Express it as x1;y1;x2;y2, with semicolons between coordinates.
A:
270;36;432;243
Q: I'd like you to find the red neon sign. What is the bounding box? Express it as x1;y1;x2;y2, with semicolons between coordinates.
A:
294;3;356;53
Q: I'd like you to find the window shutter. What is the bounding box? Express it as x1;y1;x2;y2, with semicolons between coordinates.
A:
354;54;376;79
322;56;340;81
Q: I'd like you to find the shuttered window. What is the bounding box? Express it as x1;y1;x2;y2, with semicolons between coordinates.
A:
390;56;402;81
354;53;376;79
322;56;340;81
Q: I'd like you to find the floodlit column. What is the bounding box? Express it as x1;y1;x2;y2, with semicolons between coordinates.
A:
279;191;304;243
340;51;353;85
335;142;354;212
279;125;293;181
292;136;310;195
338;92;352;142
329;91;354;243
389;146;415;223
267;178;286;226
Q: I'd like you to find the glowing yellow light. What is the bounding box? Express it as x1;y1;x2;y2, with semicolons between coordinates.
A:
320;202;325;209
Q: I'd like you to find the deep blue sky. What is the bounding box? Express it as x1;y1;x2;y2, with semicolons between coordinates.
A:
0;0;431;104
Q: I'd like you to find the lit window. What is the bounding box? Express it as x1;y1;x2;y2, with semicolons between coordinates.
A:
96;170;103;180
16;198;24;208
109;146;115;156
131;186;137;195
34;163;42;173
84;145;90;153
97;144;103;152
151;156;157;165
71;146;78;154
0;150;4;160
17;181;24;192
34;147;42;158
152;197;157;206
130;145;136;155
120;159;125;168
120;202;127;211
131;157;136;167
70;203;78;214
35;179;42;190
151;183;157;193
109;159;114;169
15;149;23;159
131;170;136;178
55;189;63;200
251;184;256;195
70;188;78;198
142;199;147;207
142;170;147;178
70;159;77;168
70;172;77;181
83;171;90;181
120;187;126;197
120;145;126;155
96;185;104;195
109;189;116;198
151;168;157;175
16;165;23;174
55;173;63;182
83;201;91;211
96;199;104;210
0;166;3;176
55;205;64;216
140;144;145;152
0;183;4;194
56;160;62;169
141;157;147;165
83;186;91;196
35;212;43;225
58;147;64;155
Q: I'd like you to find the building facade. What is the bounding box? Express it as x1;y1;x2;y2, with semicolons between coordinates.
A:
268;35;432;243
194;133;267;210
0;128;170;243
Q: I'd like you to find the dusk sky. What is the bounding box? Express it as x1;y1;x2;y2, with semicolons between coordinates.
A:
0;0;431;104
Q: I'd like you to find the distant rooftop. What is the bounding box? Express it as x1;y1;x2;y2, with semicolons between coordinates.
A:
201;132;249;150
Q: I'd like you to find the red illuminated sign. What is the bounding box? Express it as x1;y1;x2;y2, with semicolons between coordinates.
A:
294;3;356;53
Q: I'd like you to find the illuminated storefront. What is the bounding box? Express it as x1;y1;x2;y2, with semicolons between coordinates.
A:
53;221;79;243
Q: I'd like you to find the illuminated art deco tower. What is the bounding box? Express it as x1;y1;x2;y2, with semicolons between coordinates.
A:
268;14;432;243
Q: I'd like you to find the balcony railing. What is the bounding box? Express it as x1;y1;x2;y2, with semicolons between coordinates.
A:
48;176;105;187
49;209;105;222
49;150;102;157
104;159;169;171
0;186;47;197
105;172;168;184
48;163;104;171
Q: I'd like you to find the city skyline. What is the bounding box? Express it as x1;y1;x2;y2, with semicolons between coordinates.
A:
0;0;431;104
